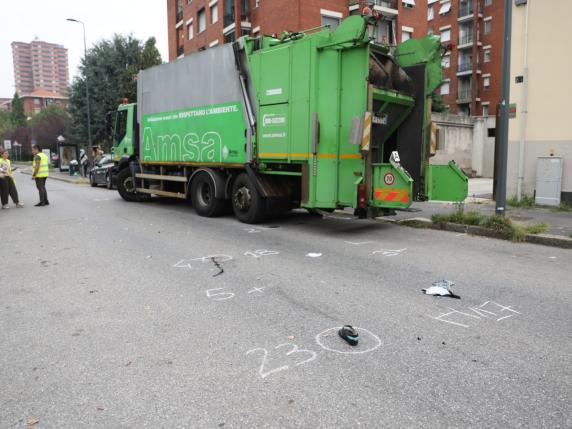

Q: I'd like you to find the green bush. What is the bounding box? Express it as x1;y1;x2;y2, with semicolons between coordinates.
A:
507;195;535;208
525;223;548;235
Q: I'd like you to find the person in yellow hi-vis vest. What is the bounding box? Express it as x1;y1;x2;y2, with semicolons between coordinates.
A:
0;148;23;208
31;144;49;207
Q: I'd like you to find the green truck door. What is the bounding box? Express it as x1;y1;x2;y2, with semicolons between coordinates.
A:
256;46;291;160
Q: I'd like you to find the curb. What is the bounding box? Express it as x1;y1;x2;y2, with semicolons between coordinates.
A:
377;216;572;249
19;169;89;185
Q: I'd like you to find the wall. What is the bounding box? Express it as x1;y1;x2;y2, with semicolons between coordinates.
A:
508;0;572;201
431;112;495;178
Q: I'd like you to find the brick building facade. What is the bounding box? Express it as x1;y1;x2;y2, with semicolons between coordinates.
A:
427;0;503;116
167;0;502;117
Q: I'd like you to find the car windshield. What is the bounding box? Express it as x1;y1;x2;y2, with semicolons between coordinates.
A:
98;155;112;166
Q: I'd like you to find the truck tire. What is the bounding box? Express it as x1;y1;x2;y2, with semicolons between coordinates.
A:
116;168;139;202
231;173;266;224
191;173;228;217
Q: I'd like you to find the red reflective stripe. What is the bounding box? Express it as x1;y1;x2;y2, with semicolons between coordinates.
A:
400;194;410;202
385;192;398;201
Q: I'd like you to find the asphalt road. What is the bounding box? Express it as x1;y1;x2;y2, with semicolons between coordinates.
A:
1;174;571;428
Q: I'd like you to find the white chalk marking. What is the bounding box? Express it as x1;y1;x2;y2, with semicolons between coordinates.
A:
315;327;382;354
275;343;317;366
429;315;470;328
372;248;407;257
247;286;266;294
491;302;521;314
205;288;235;301
173;254;233;269
496;315;513;322
244;249;279;258
344;241;374;246
246;348;289;379
469;307;491;318
306;252;322;258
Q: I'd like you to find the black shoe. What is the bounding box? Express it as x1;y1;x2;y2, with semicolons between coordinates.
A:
338;325;359;346
34;203;45;207
44;201;50;206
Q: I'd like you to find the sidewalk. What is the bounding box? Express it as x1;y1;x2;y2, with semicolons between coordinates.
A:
14;162;89;185
388;178;572;239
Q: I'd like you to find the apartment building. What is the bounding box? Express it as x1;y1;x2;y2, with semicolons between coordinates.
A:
21;89;69;116
11;40;69;97
507;0;572;202
427;0;503;116
167;0;351;58
167;1;502;117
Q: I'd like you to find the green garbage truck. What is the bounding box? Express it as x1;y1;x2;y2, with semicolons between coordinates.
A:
110;13;467;223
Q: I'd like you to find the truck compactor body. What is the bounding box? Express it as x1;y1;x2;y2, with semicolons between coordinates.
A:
110;15;468;223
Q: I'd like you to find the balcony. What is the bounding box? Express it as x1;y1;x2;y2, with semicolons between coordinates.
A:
349;0;396;7
350;0;398;17
176;9;183;23
457;34;473;48
457;61;473;75
457;89;472;103
458;4;473;20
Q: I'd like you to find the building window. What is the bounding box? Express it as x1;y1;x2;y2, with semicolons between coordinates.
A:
428;5;434;20
210;2;218;24
484;19;492;34
321;12;341;31
485;0;492;5
483;76;490;89
402;0;415;8
482;104;489;116
440;29;451;42
34;98;40;105
442;54;451;68
402;30;412;42
439;1;451;15
440;81;450;95
484;48;491;62
187;0;192;3
224;32;236;44
198;8;206;33
187;20;194;40
256;0;260;7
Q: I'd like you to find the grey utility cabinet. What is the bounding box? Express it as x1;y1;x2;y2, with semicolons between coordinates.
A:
535;157;563;206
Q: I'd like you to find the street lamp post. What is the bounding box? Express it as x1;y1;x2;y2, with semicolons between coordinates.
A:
66;18;92;149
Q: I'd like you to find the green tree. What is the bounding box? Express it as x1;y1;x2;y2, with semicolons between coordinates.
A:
0;110;15;140
28;105;70;153
10;93;27;128
68;34;162;149
431;91;449;113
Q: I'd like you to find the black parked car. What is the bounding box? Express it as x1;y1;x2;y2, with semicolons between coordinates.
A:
89;155;116;189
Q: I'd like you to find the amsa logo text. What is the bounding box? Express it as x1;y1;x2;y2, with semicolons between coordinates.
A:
262;114;287;127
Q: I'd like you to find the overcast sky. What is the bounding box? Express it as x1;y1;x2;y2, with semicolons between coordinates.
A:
0;0;168;98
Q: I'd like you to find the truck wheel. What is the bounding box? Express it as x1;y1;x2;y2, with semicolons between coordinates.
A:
191;173;227;217
116;168;138;202
231;173;266;224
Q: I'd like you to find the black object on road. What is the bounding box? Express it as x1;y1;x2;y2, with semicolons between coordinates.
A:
338;325;359;346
